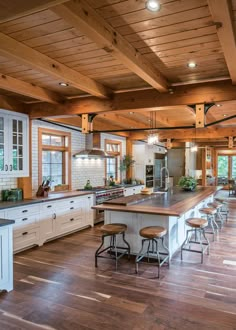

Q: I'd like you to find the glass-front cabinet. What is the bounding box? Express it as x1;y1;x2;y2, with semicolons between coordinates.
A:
0;110;29;177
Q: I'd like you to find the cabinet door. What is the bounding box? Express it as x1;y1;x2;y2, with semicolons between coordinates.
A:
0;227;10;287
0;114;9;175
40;211;57;242
8;114;29;177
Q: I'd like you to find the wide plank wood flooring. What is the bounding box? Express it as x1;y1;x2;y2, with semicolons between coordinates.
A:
1;191;236;329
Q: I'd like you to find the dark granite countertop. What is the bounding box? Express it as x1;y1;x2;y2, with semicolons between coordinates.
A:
0;218;15;226
0;191;93;210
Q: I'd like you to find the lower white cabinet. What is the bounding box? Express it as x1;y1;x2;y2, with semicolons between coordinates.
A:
0;224;13;292
123;185;145;197
4;193;94;253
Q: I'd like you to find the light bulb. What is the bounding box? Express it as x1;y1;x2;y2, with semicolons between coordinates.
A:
146;0;161;12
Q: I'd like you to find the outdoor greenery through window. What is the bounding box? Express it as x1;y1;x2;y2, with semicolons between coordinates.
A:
39;128;71;189
217;154;236;184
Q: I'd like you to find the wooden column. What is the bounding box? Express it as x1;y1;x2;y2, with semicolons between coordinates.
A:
126;138;133;181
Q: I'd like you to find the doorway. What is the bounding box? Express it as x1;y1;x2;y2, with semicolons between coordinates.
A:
217;154;236;185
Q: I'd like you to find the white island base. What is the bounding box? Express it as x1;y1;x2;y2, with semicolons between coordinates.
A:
104;194;213;258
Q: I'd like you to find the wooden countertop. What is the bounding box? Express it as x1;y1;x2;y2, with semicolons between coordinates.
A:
0;191;93;210
93;186;221;216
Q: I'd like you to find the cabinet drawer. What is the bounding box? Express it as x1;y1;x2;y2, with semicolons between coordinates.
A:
40;202;56;213
7;204;40;219
13;214;38;230
57;214;83;235
13;226;40;252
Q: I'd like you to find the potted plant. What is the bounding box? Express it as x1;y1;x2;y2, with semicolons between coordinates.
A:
119;155;135;184
178;176;197;191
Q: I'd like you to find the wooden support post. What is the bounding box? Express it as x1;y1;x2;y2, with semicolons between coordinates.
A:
228;136;234;148
196;104;205;128
82;114;92;133
126;139;133;181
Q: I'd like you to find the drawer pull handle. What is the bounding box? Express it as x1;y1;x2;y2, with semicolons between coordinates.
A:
47;205;52;208
9;164;13;171
53;213;56;219
22;210;28;213
88;196;91;199
22;218;28;221
70;201;74;203
70;218;74;221
5;164;8;171
22;232;28;236
70;207;74;210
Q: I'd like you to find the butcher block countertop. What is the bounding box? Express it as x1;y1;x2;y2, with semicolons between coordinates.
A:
0;191;93;210
93;186;221;217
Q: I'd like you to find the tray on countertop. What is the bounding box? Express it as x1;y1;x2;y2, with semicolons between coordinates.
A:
103;192;164;206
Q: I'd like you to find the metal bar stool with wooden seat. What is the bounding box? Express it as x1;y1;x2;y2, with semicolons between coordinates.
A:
181;218;210;263
135;226;169;278
207;201;224;229
95;223;130;270
199;207;218;241
215;197;229;222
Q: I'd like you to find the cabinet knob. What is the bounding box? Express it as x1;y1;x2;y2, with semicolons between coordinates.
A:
47;205;52;208
70;201;74;203
22;210;28;213
22;232;28;236
70;207;74;210
22;218;28;221
70;218;74;221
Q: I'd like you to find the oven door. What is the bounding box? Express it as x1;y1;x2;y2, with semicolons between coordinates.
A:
95;208;104;224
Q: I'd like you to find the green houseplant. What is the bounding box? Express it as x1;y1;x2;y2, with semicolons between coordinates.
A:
119;155;135;184
178;176;197;191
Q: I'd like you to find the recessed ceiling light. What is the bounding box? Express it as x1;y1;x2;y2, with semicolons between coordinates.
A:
216;104;222;107
129;111;134;115
145;0;161;12
187;62;197;68
59;82;69;87
223;114;227;117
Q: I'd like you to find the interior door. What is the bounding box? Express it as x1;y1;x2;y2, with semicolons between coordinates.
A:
217;154;236;185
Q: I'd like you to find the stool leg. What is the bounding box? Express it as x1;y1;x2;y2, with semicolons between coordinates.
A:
181;229;191;260
199;229;204;264
155;239;161;278
202;228;210;255
135;239;146;274
161;236;170;267
114;235;118;270
95;234;105;267
121;232;131;260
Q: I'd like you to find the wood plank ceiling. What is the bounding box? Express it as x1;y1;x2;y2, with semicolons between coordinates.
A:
0;0;235;147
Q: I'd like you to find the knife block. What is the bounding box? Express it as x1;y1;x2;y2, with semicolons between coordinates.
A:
36;185;49;197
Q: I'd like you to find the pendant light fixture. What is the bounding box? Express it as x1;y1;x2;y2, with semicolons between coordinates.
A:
190;126;198;152
147;112;159;145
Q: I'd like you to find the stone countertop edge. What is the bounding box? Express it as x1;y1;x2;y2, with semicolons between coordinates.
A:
0;219;15;226
0;191;93;210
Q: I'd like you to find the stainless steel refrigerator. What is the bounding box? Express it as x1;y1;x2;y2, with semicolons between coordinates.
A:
154;153;167;191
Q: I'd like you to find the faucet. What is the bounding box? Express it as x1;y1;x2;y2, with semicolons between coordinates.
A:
160;167;170;191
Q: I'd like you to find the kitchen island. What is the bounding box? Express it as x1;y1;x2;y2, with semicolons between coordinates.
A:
93;186;219;257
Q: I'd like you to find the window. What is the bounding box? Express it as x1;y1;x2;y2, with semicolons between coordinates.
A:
105;140;122;181
38;128;71;189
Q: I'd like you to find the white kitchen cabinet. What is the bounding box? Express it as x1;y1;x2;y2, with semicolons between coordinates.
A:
123;185;145;197
0;224;14;292
3;194;94;252
0;109;29;177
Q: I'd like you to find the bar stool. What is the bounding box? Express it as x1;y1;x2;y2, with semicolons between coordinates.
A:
135;226;169;278
95;223;130;270
215;197;229;222
199;207;218;241
181;218;210;263
207;201;224;229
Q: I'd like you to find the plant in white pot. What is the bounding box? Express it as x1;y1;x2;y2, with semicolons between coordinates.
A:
178;176;197;191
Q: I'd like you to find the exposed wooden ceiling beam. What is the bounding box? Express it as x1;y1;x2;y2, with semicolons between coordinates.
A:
208;0;236;83
27;80;236;118
98;113;149;130
0;32;111;98
0;95;24;112
0;73;64;104
52;0;168;92
0;0;69;23
129;126;236;140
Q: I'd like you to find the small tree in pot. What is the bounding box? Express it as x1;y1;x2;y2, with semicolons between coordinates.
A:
178;176;197;191
119;155;135;184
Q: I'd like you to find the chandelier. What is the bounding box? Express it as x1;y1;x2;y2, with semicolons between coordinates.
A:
147;112;159;145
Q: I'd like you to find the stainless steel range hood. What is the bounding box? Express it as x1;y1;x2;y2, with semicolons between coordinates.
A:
73;133;113;159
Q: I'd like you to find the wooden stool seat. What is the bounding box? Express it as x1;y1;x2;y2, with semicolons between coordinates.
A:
100;223;127;235
139;226;167;239
199;207;217;215
186;218;208;228
207;202;223;209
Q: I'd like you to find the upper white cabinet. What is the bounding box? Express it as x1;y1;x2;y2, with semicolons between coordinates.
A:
0;109;29;177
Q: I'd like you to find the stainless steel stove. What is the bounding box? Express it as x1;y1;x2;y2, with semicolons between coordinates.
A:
77;186;124;223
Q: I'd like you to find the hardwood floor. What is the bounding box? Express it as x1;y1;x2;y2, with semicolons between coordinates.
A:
1;192;236;330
